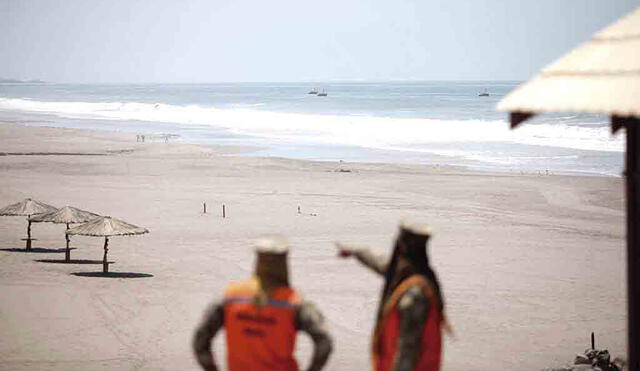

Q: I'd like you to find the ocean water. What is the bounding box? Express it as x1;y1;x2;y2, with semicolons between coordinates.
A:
0;82;624;176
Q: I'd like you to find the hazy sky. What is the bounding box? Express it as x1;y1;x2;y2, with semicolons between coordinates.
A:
1;0;637;83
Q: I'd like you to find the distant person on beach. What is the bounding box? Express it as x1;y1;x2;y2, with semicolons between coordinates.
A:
193;236;333;371
337;221;449;371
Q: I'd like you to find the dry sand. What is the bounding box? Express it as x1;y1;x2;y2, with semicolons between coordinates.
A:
0;122;626;370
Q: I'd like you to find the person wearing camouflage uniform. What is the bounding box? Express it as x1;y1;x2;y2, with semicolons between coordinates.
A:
338;221;448;371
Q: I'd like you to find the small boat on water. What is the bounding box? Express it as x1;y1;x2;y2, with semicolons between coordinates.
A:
317;89;327;97
308;88;318;94
478;89;490;97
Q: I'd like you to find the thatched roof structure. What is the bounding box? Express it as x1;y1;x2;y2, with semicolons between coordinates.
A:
497;6;640;123
66;216;149;237
0;198;57;216
496;6;640;368
29;206;100;224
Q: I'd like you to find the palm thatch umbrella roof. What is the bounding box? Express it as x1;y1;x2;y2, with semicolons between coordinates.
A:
497;6;640;125
66;216;148;237
29;206;101;261
0;198;57;216
29;206;100;224
66;216;148;273
0;198;57;250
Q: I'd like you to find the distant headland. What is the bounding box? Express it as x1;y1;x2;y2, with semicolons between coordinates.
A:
0;78;46;84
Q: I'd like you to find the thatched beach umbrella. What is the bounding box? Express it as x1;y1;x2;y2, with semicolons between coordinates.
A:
497;7;640;368
0;198;58;250
29;206;100;261
66;216;149;273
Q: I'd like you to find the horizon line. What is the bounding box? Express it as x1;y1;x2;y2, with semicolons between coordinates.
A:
2;78;525;85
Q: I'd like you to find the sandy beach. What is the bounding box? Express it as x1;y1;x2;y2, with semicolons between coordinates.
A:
0;122;626;370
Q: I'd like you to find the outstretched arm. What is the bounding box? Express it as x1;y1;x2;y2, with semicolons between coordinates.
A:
337;242;388;276
193;301;224;371
296;301;333;371
392;286;430;371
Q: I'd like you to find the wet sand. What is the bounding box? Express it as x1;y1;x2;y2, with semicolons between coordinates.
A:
0;122;626;370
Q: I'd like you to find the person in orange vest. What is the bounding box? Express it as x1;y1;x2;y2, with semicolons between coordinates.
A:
193;236;333;371
337;221;448;371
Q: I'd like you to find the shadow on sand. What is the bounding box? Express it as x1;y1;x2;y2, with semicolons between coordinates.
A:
36;259;111;265
71;272;154;278
0;247;66;253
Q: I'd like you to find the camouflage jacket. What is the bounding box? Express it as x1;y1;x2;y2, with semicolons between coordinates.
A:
353;248;432;371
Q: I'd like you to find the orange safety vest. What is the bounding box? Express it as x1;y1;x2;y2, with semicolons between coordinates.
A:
223;278;302;371
372;275;443;371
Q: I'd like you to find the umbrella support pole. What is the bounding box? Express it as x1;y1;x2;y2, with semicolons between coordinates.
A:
65;224;71;262
625;121;640;371
65;237;70;261
26;220;32;250
103;237;109;273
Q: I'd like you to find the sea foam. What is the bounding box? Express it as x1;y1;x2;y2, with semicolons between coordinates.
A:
0;98;624;153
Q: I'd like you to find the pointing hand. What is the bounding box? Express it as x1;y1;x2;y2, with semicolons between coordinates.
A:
335;242;354;258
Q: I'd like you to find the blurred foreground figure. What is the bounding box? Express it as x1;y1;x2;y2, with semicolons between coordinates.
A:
193;236;333;371
338;222;448;371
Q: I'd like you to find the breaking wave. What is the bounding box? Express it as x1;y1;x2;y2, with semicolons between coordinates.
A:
0;98;624;153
